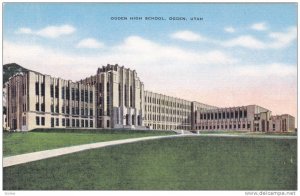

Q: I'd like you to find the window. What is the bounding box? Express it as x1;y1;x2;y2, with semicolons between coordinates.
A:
41;103;45;112
90;91;93;103
56;118;59;126
119;84;122;107
130;86;133;107
244;110;247;118
36;103;39;111
76;119;79;127
124;85;128;107
55;85;59;98
22;84;26;95
62;119;65;126
72;88;75;100
76;89;79;101
90;120;93;127
85;90;88;103
41;117;45;125
41;83;45;96
81;120;84;127
72;119;75;127
51;105;54;113
81;90;84;101
55;105;59;113
132;115;135;125
85;120;88;127
66;87;70;100
51;118;54;127
50;84;54;97
107;120;110;127
62;87;65;99
36;116;40;125
22;116;26;125
66;119;70;127
90;109;93;116
35;82;39;95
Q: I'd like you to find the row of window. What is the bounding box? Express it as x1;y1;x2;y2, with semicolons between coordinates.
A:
198;110;247;120
196;123;251;130
35;82;93;103
37;117;94;128
145;114;190;123
145;105;190;114
145;96;190;109
147;123;190;130
36;116;45;125
35;103;94;116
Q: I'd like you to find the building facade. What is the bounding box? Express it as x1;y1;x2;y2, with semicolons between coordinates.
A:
6;71;96;131
4;64;296;132
80;64;144;129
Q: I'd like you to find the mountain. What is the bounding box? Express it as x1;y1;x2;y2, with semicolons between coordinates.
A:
3;63;28;85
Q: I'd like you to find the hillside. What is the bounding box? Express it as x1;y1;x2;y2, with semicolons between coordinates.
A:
3;63;28;85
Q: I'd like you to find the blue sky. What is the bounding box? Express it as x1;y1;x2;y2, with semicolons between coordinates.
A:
3;3;297;119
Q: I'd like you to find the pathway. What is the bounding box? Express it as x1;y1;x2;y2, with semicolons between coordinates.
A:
3;133;296;167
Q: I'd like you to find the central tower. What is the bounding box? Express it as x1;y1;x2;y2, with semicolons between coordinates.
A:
81;64;145;129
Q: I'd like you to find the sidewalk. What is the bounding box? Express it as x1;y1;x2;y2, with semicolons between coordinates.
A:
3;133;296;167
3;134;181;167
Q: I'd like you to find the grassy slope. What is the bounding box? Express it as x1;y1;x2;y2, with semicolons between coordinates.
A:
3;130;174;157
3;136;297;190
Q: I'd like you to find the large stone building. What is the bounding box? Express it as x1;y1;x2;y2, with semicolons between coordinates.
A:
6;71;96;131
4;64;295;132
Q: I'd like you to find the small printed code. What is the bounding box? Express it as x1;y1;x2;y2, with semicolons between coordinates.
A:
245;191;296;196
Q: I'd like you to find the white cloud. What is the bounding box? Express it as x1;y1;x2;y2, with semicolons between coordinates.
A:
224;27;235;33
251;22;268;31
15;24;76;38
170;30;205;42
112;36;236;66
3;36;236;81
237;63;296;77
268;27;297;49
16;27;32;34
223;26;296;50
76;38;104;49
223;35;266;49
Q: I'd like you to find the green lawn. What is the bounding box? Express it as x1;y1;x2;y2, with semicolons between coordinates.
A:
3;129;174;157
3;136;297;190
